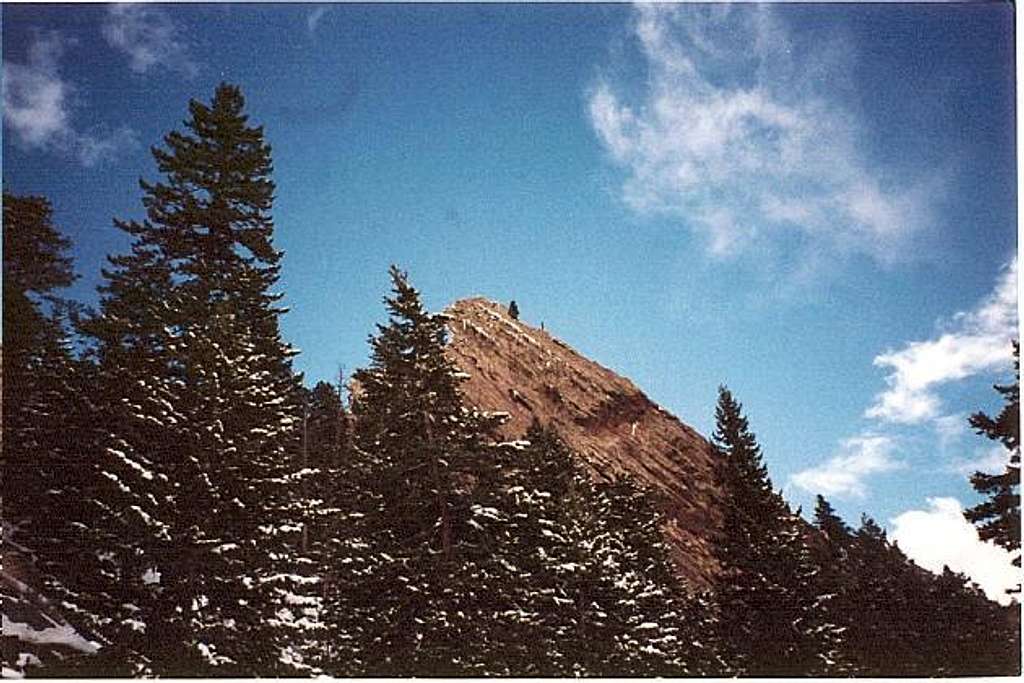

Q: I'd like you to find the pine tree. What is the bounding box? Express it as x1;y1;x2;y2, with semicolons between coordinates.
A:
280;380;351;672
3;193;78;532
710;386;846;676
964;341;1020;569
1;193;123;671
79;83;306;675
495;422;722;676
839;512;1021;676
807;494;862;674
922;566;1021;675
299;379;350;560
327;265;513;675
841;516;913;674
813;494;853;550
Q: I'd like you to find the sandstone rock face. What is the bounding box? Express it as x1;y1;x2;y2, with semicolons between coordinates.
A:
444;298;723;589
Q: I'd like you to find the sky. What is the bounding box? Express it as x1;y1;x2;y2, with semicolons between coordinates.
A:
2;2;1018;601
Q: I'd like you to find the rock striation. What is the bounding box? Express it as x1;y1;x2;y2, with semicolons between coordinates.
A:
444;298;723;589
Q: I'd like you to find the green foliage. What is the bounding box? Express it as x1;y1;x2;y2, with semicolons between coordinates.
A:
812;511;1022;676
327;265;511;674
964;341;1021;568
76;83;306;675
502;422;723;676
6;85;1020;679
711;386;848;676
326;269;718;676
1;193;118;672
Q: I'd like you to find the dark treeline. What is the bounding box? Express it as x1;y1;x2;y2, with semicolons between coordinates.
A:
2;83;1020;676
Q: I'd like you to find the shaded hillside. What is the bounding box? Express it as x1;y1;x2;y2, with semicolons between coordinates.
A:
2;522;100;677
444;298;724;588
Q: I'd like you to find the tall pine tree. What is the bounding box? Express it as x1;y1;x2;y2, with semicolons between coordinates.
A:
710;386;846;676
79;83;306;675
1;193;119;673
327;266;513;675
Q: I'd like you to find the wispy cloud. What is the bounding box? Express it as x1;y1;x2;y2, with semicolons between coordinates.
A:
866;257;1018;424
891;497;1020;604
934;413;968;449
103;3;197;77
946;444;1011;477
307;6;329;36
2;31;137;166
588;4;937;264
791;434;903;498
2;32;68;148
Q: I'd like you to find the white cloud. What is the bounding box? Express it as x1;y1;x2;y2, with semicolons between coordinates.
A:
588;4;935;263
947;444;1011;477
891;497;1020;604
866;258;1018;424
76;127;139;167
2;31;137;166
3;32;69;148
307;7;329;35
103;4;196;77
791;434;903;498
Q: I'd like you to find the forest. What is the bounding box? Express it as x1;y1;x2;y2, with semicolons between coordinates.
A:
3;83;1020;677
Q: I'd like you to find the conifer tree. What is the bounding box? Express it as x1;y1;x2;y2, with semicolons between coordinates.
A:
0;194;122;670
497;422;722;676
79;83;306;675
843;513;1020;676
299;380;350;560
964;341;1020;569
325;269;720;676
813;494;853;550
923;566;1020;675
3;193;78;530
328;265;512;675
710;386;846;676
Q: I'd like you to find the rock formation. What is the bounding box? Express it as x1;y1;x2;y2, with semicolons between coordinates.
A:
444;298;723;589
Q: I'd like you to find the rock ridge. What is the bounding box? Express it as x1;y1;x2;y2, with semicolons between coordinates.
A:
444;297;723;588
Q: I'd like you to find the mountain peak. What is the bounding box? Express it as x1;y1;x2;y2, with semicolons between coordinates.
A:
444;297;724;588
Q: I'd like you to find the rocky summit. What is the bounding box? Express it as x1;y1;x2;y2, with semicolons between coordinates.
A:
444;298;724;589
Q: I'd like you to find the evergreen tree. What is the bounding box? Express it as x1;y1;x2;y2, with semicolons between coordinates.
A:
327;265;513;675
508;300;520;320
299;380;350;560
839;513;1022;676
922;566;1021;675
840;515;922;675
79;83;306;675
325;269;719;676
808;494;862;674
496;422;722;676
964;341;1020;569
3;193;78;530
710;386;846;676
813;494;853;550
0;194;122;670
279;380;351;672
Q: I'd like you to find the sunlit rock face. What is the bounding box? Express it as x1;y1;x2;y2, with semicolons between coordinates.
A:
445;298;724;589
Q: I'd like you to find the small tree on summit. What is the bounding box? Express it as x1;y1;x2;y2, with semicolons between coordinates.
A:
964;341;1020;570
508;300;520;319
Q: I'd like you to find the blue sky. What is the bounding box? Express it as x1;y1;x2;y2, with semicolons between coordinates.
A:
3;2;1018;598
